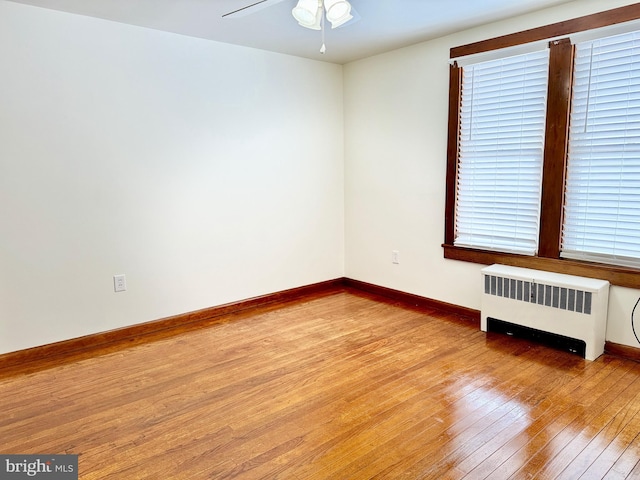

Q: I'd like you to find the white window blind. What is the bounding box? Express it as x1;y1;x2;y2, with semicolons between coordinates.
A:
562;31;640;268
455;49;549;255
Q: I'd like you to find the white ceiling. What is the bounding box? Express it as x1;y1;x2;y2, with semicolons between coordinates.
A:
6;0;578;64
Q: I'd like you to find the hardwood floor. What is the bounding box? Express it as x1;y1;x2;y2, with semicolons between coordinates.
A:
2;289;640;479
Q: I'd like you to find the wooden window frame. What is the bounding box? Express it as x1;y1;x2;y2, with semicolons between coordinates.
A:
444;4;640;289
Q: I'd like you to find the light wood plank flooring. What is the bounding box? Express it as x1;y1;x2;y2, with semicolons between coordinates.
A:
2;289;640;479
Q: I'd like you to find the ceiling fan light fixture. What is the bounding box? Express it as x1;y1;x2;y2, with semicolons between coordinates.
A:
324;0;352;27
328;12;352;29
292;0;321;29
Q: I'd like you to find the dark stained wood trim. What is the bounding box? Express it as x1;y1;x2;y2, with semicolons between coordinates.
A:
443;244;640;289
538;38;574;258
343;278;481;324
444;62;462;245
451;3;640;59
0;277;484;376
605;341;640;363
0;279;346;376
5;275;640;374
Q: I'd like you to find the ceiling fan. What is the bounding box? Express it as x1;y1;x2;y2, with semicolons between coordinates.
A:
223;0;359;53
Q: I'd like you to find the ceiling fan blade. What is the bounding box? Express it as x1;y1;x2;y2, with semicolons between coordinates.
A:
222;0;287;19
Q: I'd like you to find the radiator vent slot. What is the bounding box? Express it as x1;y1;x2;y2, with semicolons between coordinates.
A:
487;318;587;358
484;275;592;315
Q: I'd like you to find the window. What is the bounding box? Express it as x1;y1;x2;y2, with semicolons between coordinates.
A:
455;50;549;255
562;31;640;268
444;4;640;289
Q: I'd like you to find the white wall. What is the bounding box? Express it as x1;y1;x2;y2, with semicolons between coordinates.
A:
0;1;345;354
344;0;640;348
4;0;640;356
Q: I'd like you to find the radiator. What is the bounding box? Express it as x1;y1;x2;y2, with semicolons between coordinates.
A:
481;264;610;360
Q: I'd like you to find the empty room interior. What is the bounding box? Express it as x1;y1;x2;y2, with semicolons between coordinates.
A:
3;0;640;478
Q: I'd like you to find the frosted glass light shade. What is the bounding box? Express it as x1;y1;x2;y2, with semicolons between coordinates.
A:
328;12;352;28
292;0;321;28
324;0;351;27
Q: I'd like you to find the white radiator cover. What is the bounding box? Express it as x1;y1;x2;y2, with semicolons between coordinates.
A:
481;264;610;361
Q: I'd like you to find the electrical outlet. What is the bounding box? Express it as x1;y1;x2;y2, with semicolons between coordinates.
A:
392;250;400;264
113;274;127;293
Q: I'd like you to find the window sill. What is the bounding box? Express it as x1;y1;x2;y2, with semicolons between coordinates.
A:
442;244;640;289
